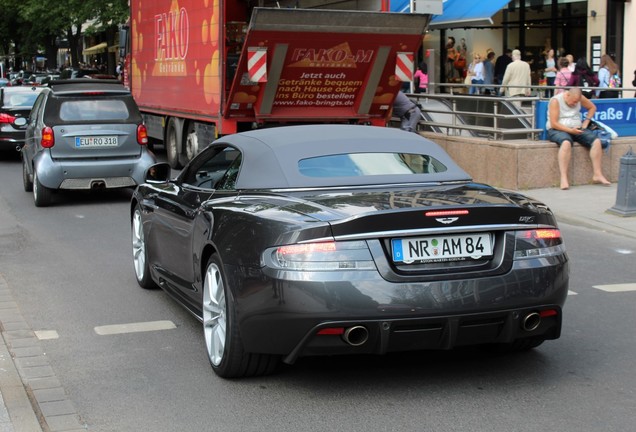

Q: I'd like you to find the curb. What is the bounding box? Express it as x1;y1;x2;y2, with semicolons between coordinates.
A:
0;274;86;432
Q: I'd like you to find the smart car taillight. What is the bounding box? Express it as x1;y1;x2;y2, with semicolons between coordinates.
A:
41;126;55;148
137;124;148;145
514;229;565;259
271;240;375;271
0;113;16;124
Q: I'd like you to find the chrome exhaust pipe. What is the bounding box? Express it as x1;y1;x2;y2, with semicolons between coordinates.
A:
521;312;541;332
91;180;106;190
15;145;21;152
342;326;369;346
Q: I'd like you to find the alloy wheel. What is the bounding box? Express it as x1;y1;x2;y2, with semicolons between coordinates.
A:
132;210;145;281
203;262;227;366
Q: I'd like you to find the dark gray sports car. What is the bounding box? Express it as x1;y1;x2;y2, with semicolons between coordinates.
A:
130;125;568;378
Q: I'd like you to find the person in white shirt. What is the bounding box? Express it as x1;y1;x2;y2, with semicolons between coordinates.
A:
468;53;484;95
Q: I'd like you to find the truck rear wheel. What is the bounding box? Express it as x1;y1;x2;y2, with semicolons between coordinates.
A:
185;122;199;162
166;117;183;169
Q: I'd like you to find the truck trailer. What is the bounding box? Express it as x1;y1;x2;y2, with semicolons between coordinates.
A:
120;1;430;168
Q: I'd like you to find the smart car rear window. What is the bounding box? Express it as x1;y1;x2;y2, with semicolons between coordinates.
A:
298;153;448;177
59;99;129;121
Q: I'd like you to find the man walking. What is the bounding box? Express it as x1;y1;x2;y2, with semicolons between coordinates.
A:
502;49;532;97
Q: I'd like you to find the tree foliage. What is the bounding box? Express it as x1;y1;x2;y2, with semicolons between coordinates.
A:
1;0;129;70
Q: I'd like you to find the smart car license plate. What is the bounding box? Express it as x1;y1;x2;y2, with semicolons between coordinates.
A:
391;233;493;264
75;136;118;147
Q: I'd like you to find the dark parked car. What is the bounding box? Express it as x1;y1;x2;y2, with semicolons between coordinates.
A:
21;79;156;206
0;86;44;151
130;125;569;378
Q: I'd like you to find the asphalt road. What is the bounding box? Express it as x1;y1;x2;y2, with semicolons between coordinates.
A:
1;149;635;432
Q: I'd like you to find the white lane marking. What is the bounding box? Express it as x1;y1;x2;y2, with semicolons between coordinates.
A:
593;283;636;293
568;291;578;295
34;330;59;340
614;249;634;255
94;320;177;336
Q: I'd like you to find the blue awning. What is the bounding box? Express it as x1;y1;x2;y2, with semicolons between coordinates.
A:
391;0;510;29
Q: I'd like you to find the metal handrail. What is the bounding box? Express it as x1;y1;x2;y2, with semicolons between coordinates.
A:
406;83;636;140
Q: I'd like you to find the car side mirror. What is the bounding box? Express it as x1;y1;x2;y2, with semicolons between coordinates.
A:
13;117;27;127
145;163;171;183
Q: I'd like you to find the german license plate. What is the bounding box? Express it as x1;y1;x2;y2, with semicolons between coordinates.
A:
75;136;118;147
391;233;493;264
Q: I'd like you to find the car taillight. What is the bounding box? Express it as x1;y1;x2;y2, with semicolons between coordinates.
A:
0;113;16;124
41;126;55;148
514;229;565;259
137;124;148;145
269;240;375;271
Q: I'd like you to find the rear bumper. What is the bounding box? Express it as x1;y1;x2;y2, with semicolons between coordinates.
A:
0;135;25;150
282;305;562;364
33;148;156;189
231;257;568;362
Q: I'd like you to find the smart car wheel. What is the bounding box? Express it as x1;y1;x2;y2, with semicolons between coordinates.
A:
202;255;280;378
22;157;33;192
132;206;156;289
33;170;53;207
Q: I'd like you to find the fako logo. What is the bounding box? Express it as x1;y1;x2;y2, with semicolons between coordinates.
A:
289;42;374;68
154;7;189;61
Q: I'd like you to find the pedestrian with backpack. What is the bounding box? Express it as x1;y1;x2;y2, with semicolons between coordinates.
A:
567;58;598;99
597;54;621;99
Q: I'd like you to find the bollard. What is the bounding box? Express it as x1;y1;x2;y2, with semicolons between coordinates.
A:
607;147;636;217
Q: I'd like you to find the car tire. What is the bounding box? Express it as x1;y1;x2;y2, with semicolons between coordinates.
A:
166;118;183;170
33;170;53;207
22;157;33;192
203;254;280;378
131;205;157;289
184;122;198;162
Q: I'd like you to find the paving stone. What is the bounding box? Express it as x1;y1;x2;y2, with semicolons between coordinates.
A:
0;321;31;331
7;338;38;349
0;311;23;322
8;346;44;358
14;356;49;369
33;387;66;403
38;400;76;417
18;365;55;380
4;330;35;340
43;414;85;432
26;376;62;391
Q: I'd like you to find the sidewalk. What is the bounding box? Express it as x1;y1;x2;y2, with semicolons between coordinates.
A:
523;183;636;239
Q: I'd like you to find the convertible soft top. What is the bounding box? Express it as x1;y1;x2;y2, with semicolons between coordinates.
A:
214;125;472;189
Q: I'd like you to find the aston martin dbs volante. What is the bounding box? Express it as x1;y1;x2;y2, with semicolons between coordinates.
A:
130;125;568;378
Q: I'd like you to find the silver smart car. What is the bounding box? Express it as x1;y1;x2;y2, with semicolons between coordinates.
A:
20;79;156;207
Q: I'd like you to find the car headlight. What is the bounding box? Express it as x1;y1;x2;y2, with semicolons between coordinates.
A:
514;229;566;259
270;240;376;271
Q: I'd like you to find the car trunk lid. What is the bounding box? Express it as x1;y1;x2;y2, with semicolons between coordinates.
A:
48;123;141;159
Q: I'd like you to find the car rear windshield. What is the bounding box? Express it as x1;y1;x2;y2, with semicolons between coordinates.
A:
59;99;129;121
3;93;39;108
298;153;448;177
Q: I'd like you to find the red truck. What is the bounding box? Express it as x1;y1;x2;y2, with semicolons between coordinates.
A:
120;2;429;168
